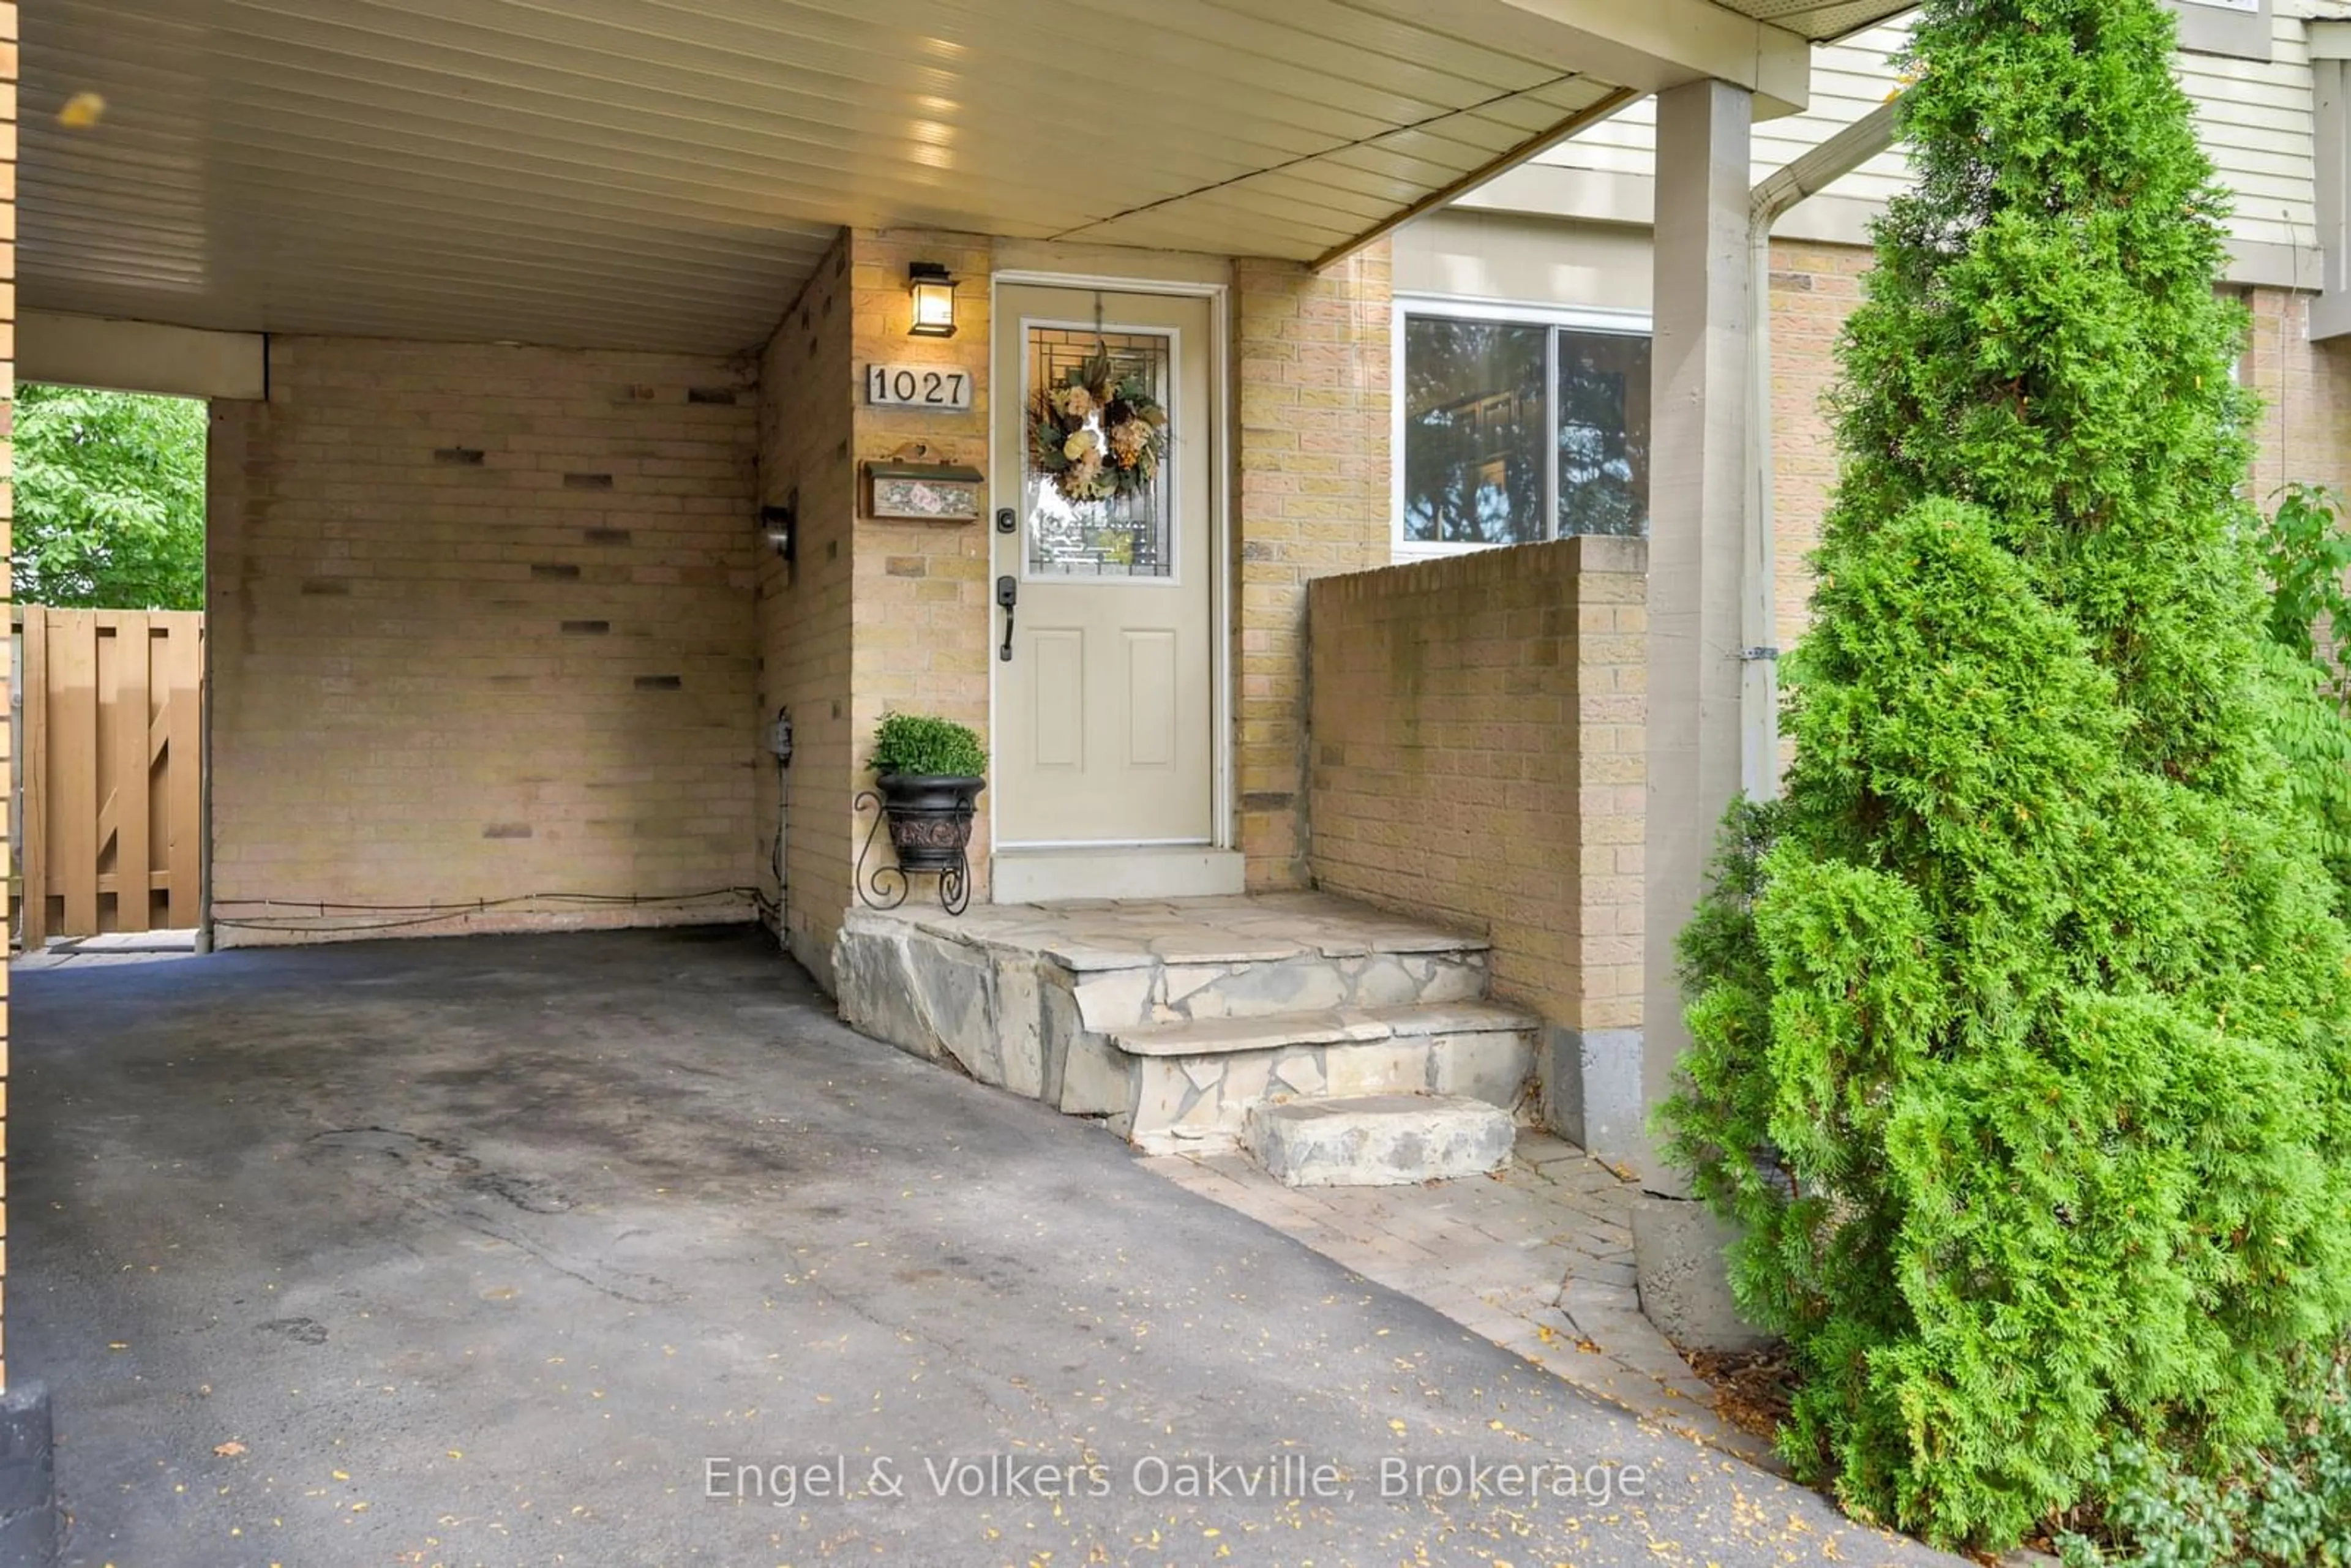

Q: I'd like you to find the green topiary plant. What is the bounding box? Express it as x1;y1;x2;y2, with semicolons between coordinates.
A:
1663;0;2351;1552
866;712;987;779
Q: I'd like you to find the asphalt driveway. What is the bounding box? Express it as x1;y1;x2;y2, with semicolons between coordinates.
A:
10;926;1957;1567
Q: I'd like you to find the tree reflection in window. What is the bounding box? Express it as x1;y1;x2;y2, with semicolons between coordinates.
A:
1401;313;1651;546
1558;329;1649;539
1401;318;1546;544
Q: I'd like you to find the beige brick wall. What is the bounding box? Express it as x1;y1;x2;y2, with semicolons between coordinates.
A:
1307;537;1646;1033
1235;247;1393;889
756;236;858;981
848;230;994;895
756;233;1404;966
2245;287;2351;501
208;337;760;945
755;228;994;985
1766;239;1873;659
1766;249;2351;661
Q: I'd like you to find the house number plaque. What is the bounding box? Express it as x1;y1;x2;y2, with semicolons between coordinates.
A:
866;364;972;410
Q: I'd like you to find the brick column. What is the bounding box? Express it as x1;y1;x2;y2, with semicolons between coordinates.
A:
1765;241;1870;670
846;230;994;901
1233;247;1390;888
0;10;56;1548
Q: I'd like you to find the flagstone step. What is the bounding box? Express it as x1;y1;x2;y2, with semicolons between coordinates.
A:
1050;939;1490;1032
1108;1000;1538;1057
831;893;1542;1155
1243;1093;1515;1187
1104;1000;1540;1155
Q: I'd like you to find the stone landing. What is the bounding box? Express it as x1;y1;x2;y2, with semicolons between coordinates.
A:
834;893;1542;1152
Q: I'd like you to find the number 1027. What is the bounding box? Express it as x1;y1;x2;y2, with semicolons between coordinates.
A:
867;364;971;409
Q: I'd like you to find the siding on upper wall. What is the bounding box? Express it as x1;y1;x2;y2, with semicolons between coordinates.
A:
2179;15;2323;252
1390;209;1654;312
1751;21;1914;207
1532;10;2333;254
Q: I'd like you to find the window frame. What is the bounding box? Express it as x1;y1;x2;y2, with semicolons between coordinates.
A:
1390;291;1655;560
2317;44;2351;341
2164;0;2271;63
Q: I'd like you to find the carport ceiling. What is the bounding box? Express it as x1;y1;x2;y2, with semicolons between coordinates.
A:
25;0;1913;356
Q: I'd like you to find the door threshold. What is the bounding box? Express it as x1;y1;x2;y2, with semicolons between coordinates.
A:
992;847;1245;904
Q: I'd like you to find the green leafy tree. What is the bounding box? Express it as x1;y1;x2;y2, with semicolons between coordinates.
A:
2247;484;2351;898
1663;0;2351;1551
15;383;205;610
2252;482;2351;701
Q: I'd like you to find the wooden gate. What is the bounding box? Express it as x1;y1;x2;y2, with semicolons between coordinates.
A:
19;610;204;945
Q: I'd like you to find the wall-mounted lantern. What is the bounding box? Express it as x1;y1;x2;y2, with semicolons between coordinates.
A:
907;262;958;338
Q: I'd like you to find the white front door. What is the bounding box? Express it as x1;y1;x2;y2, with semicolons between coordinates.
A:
991;284;1228;901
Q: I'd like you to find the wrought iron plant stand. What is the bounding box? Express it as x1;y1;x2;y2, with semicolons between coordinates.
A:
855;776;983;915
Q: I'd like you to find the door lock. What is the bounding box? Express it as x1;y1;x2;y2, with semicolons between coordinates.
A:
996;575;1018;662
995;506;1018;535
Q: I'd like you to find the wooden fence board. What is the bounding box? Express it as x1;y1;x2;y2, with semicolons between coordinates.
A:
14;609;206;942
162;619;201;929
53;613;99;937
19;615;43;953
111;612;152;935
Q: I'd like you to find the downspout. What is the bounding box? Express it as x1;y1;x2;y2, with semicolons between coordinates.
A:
1741;95;1904;800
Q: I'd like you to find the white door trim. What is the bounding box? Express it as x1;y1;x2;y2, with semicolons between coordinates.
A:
986;269;1235;876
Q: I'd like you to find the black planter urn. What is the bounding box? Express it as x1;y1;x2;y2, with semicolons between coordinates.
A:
855;774;984;914
875;773;984;872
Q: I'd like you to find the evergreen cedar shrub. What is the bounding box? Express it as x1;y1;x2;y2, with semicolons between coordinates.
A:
1663;0;2351;1550
867;713;986;779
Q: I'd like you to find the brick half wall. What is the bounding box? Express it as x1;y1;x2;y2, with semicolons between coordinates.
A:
208;338;760;945
1307;538;1646;1127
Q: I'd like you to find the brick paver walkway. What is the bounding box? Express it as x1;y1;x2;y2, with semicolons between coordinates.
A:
1141;1131;1779;1466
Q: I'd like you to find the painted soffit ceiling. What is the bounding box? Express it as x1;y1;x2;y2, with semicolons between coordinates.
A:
25;0;1916;356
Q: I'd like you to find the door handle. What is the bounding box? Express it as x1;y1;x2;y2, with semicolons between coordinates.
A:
996;575;1018;662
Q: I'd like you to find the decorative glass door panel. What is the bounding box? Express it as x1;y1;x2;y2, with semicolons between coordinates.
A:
1024;326;1176;580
